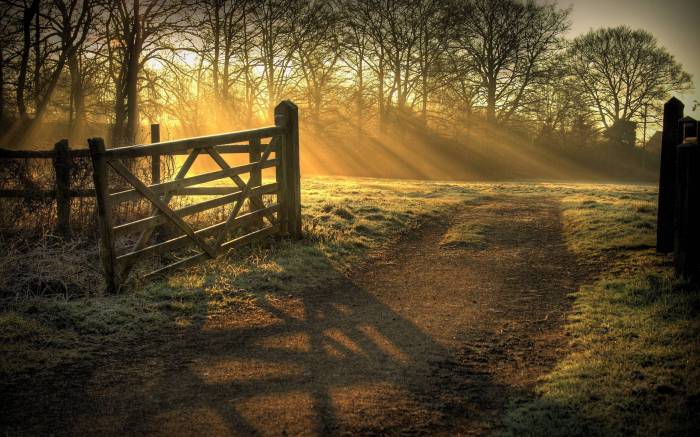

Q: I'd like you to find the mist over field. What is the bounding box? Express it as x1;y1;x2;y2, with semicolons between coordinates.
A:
0;0;694;181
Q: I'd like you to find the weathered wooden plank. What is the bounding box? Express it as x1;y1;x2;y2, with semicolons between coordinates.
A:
275;135;287;234
249;138;263;228
674;142;700;279
0;148;91;159
109;158;277;204
104;126;284;159
144;224;280;278
88;138;120;294
108;160;218;259
275;101;302;239
175;187;257;196
53;139;71;237
0;143;274;161
0;186;280;199
0;187;102;198
657;97;685;253
151;124;161;185
117;205;279;263
118;149;201;279
0;189;56;198
114;183;278;236
165;143;276;155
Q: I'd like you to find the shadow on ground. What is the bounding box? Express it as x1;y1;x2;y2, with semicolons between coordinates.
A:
2;195;605;435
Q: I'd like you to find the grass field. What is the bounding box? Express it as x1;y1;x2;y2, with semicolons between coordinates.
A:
1;176;698;435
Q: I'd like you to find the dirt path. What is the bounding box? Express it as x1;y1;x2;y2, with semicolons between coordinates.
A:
4;195;590;436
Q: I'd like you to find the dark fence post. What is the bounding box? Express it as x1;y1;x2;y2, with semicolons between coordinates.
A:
674;141;700;279
88;137;120;293
53;139;71;238
274;111;288;236
249;137;263;228
274;100;301;239
657;97;684;253
150;124;161;185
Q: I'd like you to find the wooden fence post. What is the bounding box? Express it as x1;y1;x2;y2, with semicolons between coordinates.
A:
249;137;263;228
274;100;301;239
151;124;161;184
53;139;71;238
674;141;700;279
657;97;684;253
88;137;120;293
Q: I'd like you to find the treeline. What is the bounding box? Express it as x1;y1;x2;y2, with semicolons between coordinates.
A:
0;0;693;179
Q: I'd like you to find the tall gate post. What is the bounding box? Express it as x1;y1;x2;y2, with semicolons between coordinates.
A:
674;141;700;279
274;100;302;239
657;97;684;253
88;137;120;293
53;139;71;238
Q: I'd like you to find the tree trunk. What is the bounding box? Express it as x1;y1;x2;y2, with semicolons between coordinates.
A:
0;45;5;123
356;53;364;144
486;79;497;123
212;1;221;101
17;0;39;118
33;2;41;109
378;56;386;132
68;53;85;141
125;2;141;146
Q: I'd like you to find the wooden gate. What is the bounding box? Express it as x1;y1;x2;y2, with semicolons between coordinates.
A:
89;101;301;293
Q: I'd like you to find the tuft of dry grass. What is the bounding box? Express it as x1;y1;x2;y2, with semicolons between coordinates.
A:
440;221;488;249
0;235;102;300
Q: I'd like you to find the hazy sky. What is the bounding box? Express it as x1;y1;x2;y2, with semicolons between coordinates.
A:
561;0;700;118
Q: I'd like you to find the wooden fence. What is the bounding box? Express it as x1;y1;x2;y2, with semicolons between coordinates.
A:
0;126;167;237
657;97;699;279
89;100;301;293
0;141;92;237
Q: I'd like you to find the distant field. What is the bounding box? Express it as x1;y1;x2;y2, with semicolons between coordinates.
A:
2;177;697;435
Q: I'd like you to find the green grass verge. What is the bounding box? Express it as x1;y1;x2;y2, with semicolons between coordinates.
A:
0;176;476;374
2;178;697;436
502;184;700;436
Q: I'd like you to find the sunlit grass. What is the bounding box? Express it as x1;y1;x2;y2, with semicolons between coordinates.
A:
502;184;699;436
0;176;476;373
2;177;697;436
440;221;488;249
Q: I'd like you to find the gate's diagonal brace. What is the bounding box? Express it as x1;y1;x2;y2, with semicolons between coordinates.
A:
206;145;274;249
120;149;202;278
211;172;255;248
108;160;218;259
205;139;278;225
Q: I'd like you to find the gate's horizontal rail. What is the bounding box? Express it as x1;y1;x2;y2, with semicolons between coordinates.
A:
104;126;284;159
0;148;91;159
0;186;252;199
0;188;97;198
117;205;280;263
114;183;278;236
165;143;275;155
144;223;281;278
110;158;278;204
0;142;274;161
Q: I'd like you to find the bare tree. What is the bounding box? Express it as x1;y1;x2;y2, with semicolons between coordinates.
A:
249;0;296;118
568;26;693;129
103;0;189;145
289;0;342;127
446;0;569;123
